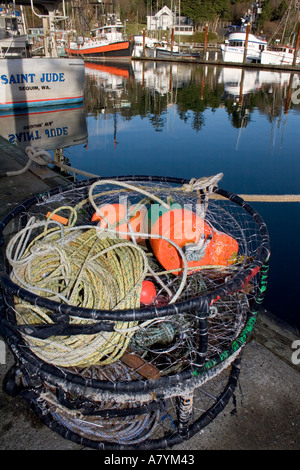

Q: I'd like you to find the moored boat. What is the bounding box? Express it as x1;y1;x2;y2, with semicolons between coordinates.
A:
220;30;267;63
66;18;134;61
260;44;300;66
0;57;85;110
145;40;200;59
0;2;85;110
133;35;159;57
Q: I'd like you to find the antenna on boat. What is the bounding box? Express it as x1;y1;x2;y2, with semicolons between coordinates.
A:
20;5;27;35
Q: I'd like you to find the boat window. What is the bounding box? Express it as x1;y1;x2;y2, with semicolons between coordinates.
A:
5;17;18;32
289;49;293;54
229;41;244;47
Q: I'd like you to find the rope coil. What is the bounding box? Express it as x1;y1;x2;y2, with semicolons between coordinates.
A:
7;220;150;367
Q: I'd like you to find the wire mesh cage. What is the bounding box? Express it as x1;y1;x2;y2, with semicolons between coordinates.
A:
0;175;270;449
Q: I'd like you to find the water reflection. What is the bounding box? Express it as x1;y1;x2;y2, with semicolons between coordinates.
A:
84;61;300;135
3;62;299;152
0;103;88;152
0;103;88;174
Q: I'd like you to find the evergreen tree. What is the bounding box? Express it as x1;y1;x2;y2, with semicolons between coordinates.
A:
181;0;230;25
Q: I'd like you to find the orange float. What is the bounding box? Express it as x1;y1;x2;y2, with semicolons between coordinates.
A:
149;204;238;275
140;280;157;305
92;203;147;242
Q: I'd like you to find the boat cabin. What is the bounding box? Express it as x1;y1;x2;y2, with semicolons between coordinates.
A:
0;9;25;39
0;9;29;57
226;32;267;51
91;22;125;43
268;44;294;55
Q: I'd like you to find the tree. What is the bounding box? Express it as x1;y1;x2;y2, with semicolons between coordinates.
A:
181;0;230;28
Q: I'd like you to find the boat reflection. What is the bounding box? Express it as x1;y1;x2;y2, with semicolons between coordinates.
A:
0;103;88;152
84;59;193;96
132;61;192;95
85;60;134;82
219;67;299;99
217;66;300;133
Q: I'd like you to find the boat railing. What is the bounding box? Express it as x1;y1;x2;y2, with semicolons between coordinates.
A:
30;0;68;21
267;44;295;53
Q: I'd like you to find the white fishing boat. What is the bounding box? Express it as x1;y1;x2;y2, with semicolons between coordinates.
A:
0;57;85;110
261;44;300;66
260;0;300;66
220;30;267;63
133;35;159;57
0;1;85;110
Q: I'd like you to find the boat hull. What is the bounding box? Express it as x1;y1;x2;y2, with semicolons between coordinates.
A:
220;45;261;63
145;46;199;59
0;58;85;110
260;49;300;65
156;48;200;59
66;40;134;60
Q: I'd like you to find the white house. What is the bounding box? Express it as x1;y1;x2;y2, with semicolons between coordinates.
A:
147;5;194;35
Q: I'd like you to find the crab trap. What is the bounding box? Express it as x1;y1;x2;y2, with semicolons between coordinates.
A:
0;175;270;450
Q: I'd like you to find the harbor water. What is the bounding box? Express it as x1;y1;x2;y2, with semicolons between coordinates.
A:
1;60;299;329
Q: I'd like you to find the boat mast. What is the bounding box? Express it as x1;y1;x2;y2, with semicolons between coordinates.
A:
178;0;180;52
281;0;294;43
29;0;68;57
20;5;27;35
268;0;300;44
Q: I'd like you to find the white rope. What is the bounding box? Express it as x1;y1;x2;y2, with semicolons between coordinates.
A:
182;173;224;193
2;146;100;179
3;148;299;203
6;219;150;367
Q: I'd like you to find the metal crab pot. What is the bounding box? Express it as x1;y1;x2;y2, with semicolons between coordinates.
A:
0;175;270;449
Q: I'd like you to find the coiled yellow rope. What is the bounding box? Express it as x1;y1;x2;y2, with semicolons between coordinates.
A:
8;220;149;368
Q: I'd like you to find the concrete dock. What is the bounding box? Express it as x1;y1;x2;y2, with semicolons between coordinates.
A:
0;137;299;451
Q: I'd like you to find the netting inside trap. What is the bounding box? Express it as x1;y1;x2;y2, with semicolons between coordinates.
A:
17;357;241;449
0;176;270;449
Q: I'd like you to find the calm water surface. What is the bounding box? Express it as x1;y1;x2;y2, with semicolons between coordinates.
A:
3;61;300;329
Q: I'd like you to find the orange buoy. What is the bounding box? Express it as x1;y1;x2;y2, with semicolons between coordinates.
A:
92;203;147;242
149;205;238;275
140;280;156;305
204;231;239;266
